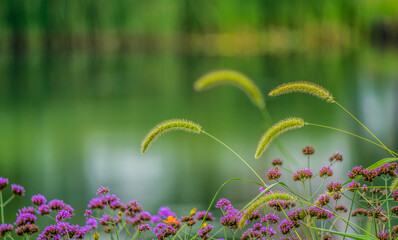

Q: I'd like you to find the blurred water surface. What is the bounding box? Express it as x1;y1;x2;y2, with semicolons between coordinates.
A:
1;47;397;226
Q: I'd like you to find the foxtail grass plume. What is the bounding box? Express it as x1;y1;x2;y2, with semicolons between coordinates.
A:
141;119;202;153
238;193;294;228
269;81;334;103
194;70;265;109
255;117;305;159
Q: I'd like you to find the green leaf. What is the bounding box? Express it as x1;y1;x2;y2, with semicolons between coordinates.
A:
367;157;396;170
306;225;377;240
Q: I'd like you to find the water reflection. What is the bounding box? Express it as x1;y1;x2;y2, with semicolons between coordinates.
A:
0;49;397;225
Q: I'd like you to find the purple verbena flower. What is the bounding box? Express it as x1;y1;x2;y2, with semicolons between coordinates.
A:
31;194;47;206
215;198;231;210
138;224;151;232
0;177;9;192
18;207;36;215
261;226;276;237
0;224;13;238
99;214;121;226
347;166;363;179
316;194;330;207
125;200;142;216
88;197;104;210
278;219;295;235
11;184;25;197
37;225;61;240
96;186;109;196
308;206;333;220
319;166;333;178
196;211;214;221
158;206;176;218
266;168;282;181
261;213;279;224
38;205;52;215
85;218;98;230
271;158;283;166
150;215;162;224
56;210;73;222
84;209;92;218
14;213;37;227
15;224;39;236
293;168;313;182
347;181;360;192
48;199;65;210
326;181;342;193
198;224;214;240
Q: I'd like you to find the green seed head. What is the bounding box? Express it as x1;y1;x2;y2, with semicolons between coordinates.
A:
194;70;265;109
269;81;334;103
141;119;202;154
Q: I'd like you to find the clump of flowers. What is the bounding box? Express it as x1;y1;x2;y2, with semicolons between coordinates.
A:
293;168;313;181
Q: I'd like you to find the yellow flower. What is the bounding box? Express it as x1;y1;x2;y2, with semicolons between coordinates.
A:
201;223;207;228
93;232;99;240
190;208;197;216
163;216;179;224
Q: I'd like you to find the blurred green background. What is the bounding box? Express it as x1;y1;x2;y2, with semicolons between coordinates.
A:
0;0;398;226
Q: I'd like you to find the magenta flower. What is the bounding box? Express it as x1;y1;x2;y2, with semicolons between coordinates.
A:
0;224;13;238
96;186;109;196
278;219;295;235
215;198;231;210
266;168;282;181
293;168;313;182
0;177;9;192
56;210;73;222
319;166;333;178
31;194;47;206
37;205;52;215
138;224;151;232
11;184;25;197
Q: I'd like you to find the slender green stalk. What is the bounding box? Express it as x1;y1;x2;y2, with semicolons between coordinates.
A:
308;156;313;202
105;201;120;240
334;101;397;160
384;178;392;240
224;227;227;240
310;177;326;200
172;224;186;240
343;191;356;240
3;196;14;207
201;131;266;186
0;192;4;224
306;123;397;156
120;216;134;240
371;183;378;236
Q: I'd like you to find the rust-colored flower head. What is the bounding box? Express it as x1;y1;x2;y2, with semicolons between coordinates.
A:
271;158;283;166
302;146;315;155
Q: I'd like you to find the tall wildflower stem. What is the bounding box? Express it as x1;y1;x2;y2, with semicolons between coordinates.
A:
201;131;266;186
306;123;398;156
120;217;134;240
384;177;392;240
105;202;120;240
343;191;356;240
334;101;397;160
0;192;4;224
308;156;313;202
